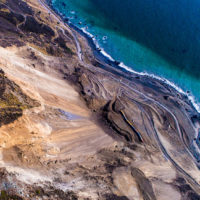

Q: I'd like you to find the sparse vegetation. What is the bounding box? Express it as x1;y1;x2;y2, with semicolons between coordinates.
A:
0;8;10;13
0;69;39;126
29;43;54;56
0;93;28;110
0;190;23;200
35;189;40;196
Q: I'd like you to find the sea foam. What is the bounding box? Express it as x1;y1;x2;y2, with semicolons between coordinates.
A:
80;27;200;113
53;4;200;114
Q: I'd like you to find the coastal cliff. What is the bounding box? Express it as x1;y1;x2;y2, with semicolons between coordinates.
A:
0;0;199;199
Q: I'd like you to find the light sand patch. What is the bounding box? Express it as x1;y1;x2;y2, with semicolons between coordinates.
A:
0;46;88;116
0;149;52;184
0;46;115;183
134;159;176;183
152;180;181;200
158;132;200;184
112;167;141;200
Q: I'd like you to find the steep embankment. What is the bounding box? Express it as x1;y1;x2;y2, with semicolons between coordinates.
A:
0;0;199;199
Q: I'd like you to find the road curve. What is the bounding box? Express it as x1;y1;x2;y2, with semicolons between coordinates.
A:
38;0;200;189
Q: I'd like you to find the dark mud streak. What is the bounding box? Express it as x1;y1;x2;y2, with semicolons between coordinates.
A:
120;110;143;142
131;167;156;200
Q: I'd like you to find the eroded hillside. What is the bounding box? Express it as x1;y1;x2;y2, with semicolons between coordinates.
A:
0;0;199;199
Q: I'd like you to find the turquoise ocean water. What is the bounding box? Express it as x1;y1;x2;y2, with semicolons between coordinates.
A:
52;0;200;112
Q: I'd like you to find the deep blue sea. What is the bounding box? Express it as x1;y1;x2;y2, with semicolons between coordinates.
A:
52;0;200;112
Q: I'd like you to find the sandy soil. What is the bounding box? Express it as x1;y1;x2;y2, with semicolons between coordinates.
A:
0;45;115;175
0;0;199;199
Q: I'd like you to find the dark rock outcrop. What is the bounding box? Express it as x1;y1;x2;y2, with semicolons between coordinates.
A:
19;16;55;37
0;69;39;126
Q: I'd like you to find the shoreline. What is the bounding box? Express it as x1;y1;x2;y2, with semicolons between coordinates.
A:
0;0;200;198
47;0;200;114
41;0;200;180
44;0;200;169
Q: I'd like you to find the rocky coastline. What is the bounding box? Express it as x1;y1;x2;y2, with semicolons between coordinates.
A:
0;0;199;199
